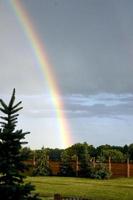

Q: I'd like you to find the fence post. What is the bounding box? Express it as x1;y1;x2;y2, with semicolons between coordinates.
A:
54;194;62;200
127;157;130;178
108;156;111;173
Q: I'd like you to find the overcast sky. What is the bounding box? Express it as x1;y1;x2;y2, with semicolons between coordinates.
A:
0;0;133;149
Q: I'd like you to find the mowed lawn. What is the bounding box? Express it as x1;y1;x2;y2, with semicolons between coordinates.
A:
27;176;133;200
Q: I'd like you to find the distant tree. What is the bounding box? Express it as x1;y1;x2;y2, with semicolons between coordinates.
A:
87;145;96;158
79;143;92;177
128;144;133;160
33;147;51;176
20;147;33;160
123;144;129;156
48;148;63;161
96;144;111;157
101;149;125;163
20;147;34;176
0;89;40;200
66;142;91;160
59;142;96;177
111;145;124;153
60;150;75;176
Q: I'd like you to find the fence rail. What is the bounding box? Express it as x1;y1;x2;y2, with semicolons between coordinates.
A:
54;194;89;200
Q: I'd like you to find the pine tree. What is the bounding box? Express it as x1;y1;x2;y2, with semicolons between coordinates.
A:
0;89;40;200
79;143;92;177
32;147;51;176
60;150;75;176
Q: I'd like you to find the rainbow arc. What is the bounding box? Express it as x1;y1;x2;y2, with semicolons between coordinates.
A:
11;0;72;148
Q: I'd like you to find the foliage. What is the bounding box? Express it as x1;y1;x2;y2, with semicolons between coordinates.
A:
20;147;33;160
65;142;95;160
101;149;126;162
27;142;133;178
0;89;40;200
128;144;133;160
90;163;111;179
33;147;51;176
96;144;112;157
79;143;92;177
59;150;75;176
122;144;129;155
47;148;63;161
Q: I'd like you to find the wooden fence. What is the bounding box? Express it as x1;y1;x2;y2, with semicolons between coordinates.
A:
106;158;132;177
54;194;89;200
48;159;133;178
31;157;133;178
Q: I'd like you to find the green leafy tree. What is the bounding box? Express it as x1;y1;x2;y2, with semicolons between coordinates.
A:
101;149;125;163
0;89;40;200
123;144;129;156
96;144;111;157
128;144;133;160
48;148;63;161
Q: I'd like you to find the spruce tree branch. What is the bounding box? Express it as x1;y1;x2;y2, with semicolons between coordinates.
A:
8;88;16;109
12;101;22;110
0;99;8;110
11;107;23;114
0;108;9;114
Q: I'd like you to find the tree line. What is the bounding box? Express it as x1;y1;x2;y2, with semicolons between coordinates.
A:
23;142;133;179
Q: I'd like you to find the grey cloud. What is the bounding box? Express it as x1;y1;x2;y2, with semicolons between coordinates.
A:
64;93;133;118
6;93;133;119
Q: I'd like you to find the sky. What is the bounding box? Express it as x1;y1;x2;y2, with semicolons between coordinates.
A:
0;0;133;149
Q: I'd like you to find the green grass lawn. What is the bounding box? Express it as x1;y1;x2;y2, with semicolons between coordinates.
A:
27;176;133;200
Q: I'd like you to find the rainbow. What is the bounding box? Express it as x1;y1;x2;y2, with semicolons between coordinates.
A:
10;0;72;148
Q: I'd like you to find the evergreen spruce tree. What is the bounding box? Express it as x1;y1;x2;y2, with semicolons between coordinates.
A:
79;143;92;177
32;147;51;176
60;150;74;176
0;89;40;200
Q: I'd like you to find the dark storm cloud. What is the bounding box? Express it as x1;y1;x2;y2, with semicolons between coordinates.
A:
1;0;133;95
21;0;133;94
64;94;133;118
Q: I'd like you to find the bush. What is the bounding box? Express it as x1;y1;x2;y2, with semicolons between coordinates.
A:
90;164;111;179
